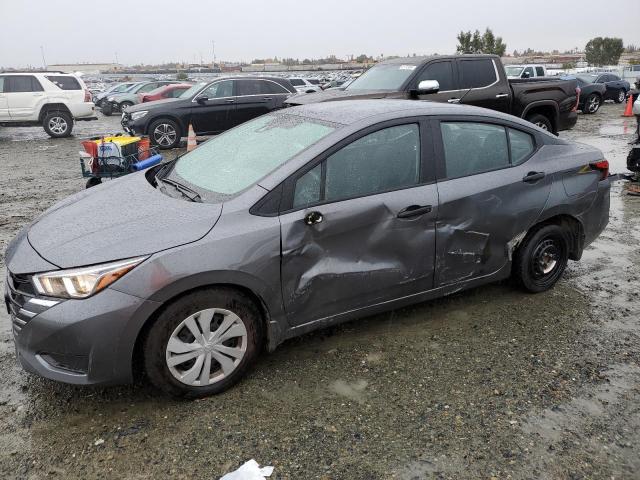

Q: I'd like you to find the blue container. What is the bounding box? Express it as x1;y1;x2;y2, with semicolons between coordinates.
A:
132;154;163;171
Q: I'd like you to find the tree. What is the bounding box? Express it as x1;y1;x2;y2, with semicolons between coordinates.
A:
585;37;624;66
456;28;506;56
176;71;188;80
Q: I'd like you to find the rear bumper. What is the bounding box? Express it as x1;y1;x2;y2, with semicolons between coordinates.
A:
582;179;611;248
557;111;578;132
69;102;96;120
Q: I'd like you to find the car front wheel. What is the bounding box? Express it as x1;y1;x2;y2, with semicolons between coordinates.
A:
512;224;570;293
143;288;263;398
149;118;181;149
43;111;73;138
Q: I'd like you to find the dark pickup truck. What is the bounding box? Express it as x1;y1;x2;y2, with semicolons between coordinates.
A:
285;54;579;133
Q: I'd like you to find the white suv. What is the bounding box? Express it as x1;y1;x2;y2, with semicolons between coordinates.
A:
287;77;322;93
0;72;96;137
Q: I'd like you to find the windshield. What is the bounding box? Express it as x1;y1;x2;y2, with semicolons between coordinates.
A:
345;63;416;91
577;75;598;84
505;66;524;77
179;82;207;98
170;114;338;199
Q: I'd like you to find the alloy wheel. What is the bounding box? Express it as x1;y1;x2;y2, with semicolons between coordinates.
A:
153;124;177;147
618;90;626;103
165;308;248;387
48;116;68;135
588;95;600;113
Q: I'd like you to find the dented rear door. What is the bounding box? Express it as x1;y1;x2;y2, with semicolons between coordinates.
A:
433;118;552;286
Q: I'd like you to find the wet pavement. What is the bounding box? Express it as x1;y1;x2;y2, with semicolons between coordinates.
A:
0;105;639;479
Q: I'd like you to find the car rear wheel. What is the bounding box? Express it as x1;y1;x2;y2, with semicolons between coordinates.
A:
43;111;73;138
102;103;113;116
525;113;552;132
512;224;569;293
614;89;626;104
584;93;601;114
143;288;263;398
149;118;181;149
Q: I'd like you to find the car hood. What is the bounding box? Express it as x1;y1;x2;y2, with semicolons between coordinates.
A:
285;88;394;105
27;172;222;269
127;97;185;112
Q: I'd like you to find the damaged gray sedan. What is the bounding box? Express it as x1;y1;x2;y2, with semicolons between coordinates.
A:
5;100;610;397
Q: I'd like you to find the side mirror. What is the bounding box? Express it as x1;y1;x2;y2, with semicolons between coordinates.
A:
522;72;531;79
412;80;440;97
196;96;208;105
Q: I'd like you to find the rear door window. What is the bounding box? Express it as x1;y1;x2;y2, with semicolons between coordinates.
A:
535;66;545;76
458;59;497;89
45;75;81;90
5;75;43;93
416;61;455;91
237;80;264;96
441;122;509;178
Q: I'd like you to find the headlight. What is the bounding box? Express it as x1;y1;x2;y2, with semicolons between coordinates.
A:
130;110;148;121
32;257;147;299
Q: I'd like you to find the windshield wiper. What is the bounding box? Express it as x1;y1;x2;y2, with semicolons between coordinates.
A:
157;176;202;203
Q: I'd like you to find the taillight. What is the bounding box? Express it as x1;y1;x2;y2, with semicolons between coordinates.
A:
590;159;609;180
572;86;581;112
84;89;91;102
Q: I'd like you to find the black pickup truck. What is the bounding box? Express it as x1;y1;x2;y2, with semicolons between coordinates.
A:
285;54;579;133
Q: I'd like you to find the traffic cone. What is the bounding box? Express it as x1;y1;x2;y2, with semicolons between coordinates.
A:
187;123;197;151
623;94;634;117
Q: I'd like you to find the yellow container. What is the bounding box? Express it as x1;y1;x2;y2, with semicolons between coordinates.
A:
93;135;141;146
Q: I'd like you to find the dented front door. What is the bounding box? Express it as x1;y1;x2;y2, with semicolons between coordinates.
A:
280;186;438;326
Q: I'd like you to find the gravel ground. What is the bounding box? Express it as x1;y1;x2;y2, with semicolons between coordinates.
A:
0;105;639;480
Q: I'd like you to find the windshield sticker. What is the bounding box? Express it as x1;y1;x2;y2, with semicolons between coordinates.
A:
399;65;416;71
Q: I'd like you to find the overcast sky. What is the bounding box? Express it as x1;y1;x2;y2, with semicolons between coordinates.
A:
1;0;639;68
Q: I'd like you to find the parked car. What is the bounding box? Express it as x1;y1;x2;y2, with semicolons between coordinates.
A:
570;75;607;114
122;77;296;149
576;73;630;104
140;83;193;103
0;72;96;137
288;77;321;93
505;64;547;79
286;54;579;133
102;81;180;116
5;100;611;397
93;82;138;108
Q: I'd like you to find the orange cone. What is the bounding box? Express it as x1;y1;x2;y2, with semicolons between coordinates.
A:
187;123;197;151
623;94;634;117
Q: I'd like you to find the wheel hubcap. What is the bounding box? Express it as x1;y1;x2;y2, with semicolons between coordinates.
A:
532;239;559;278
154;124;177;146
165;308;247;387
49;116;68;134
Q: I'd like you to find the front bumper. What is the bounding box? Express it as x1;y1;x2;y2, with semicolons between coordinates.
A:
5;275;160;386
120;112;144;135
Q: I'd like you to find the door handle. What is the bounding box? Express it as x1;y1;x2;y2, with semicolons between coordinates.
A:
495;93;509;98
225;98;235;103
263;97;272;101
304;211;323;225
447;98;460;104
397;204;432;218
523;171;545;183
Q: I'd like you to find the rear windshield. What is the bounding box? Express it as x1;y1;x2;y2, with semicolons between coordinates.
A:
172;114;338;198
179;82;207;98
45;75;81;90
346;63;416;91
576;75;598;84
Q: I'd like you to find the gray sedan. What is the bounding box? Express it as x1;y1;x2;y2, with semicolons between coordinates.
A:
4;100;610;397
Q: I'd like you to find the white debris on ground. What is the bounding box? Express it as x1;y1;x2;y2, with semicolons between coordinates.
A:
219;459;274;480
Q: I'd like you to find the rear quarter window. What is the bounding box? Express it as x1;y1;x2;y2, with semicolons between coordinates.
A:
45;75;81;90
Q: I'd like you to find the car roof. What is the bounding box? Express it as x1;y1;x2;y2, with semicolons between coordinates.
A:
381;54;499;66
283;99;527;127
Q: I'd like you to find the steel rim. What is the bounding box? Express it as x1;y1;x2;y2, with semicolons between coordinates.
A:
532;238;560;278
618;90;626;103
153;123;177;146
588;96;600;113
165;308;248;387
48;116;68;134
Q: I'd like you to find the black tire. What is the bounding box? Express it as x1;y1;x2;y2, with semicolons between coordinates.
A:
119;101;133;112
512;224;570;293
525;113;552;132
102;103;113;116
614;89;627;104
143;287;263;398
148;118;182;150
85;177;102;188
42;111;73;138
583;93;601;114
